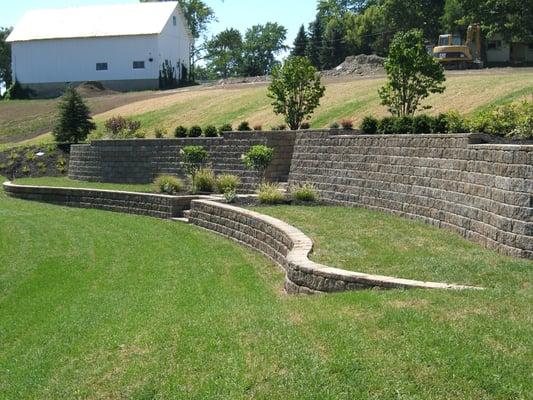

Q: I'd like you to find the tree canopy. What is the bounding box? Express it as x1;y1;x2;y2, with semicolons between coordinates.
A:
0;27;12;89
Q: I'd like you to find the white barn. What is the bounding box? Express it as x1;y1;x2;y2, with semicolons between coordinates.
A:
6;1;192;97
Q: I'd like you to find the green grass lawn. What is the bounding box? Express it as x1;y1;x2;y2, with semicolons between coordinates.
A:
9;176;157;193
253;206;533;287
1;190;532;399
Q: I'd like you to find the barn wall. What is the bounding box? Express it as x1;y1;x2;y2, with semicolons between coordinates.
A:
12;35;160;85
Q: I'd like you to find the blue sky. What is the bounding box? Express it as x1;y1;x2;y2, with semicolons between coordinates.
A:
1;0;318;46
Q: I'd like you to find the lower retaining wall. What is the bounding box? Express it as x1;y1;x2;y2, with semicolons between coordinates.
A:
189;199;479;293
3;182;196;219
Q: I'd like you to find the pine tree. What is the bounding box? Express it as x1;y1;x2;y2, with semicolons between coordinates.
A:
306;18;323;69
53;87;96;143
320;17;346;70
291;25;308;57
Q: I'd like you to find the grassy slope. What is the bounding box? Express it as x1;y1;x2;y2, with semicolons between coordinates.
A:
0;189;531;398
2;69;532;147
11;176;157;193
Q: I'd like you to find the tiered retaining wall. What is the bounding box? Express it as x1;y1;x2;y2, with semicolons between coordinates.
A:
288;133;533;259
189;199;479;293
69;132;296;190
3;182;197;219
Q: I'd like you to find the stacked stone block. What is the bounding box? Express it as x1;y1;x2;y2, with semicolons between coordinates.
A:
3;182;197;219
288;133;533;259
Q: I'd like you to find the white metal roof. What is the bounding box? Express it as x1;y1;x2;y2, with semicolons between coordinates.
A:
7;1;191;42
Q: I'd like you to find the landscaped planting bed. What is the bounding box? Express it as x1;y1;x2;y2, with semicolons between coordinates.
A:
1;186;531;398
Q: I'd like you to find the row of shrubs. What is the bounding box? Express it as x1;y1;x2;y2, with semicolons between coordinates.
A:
256;182;319;205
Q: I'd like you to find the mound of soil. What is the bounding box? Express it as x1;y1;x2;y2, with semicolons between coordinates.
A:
76;81;118;97
321;54;385;77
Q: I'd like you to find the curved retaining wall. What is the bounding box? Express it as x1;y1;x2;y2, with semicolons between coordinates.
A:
289;133;533;259
3;182;197;219
69;131;296;190
189;199;479;293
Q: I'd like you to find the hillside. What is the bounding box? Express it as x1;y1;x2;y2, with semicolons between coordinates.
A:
1;68;532;147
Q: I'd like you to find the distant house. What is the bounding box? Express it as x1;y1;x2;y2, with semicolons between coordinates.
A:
6;1;192;97
486;35;533;66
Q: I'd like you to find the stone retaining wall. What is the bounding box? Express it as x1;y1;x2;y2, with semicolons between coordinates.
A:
69;131;296;190
288;133;533;259
3;182;197;219
189;199;479;293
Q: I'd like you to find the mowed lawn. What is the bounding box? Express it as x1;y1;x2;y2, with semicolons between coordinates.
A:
1;188;532;398
11;176;157;193
2;68;533;147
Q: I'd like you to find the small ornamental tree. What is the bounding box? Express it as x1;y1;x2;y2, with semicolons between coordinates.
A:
378;29;445;117
268;56;325;130
53;87;96;143
241;145;274;182
180;145;209;189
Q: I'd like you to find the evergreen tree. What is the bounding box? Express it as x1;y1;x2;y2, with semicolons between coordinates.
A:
320;17;346;70
306;18;324;69
291;25;309;57
53;87;96;143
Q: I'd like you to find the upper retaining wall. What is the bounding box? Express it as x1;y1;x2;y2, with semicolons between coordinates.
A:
69;131;296;190
3;182;197;219
289;133;533;259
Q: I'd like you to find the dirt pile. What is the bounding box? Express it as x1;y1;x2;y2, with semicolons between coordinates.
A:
76;81;118;97
321;54;385;77
213;75;271;86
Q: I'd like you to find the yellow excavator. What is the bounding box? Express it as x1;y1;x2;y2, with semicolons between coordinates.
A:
432;23;484;69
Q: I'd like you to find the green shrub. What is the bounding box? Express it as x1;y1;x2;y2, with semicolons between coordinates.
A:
393;116;414;134
242;145;274;182
9;152;20;161
300;122;311;129
204;125;219;137
292;184;319;202
510;100;533;139
444;110;468;133
104;116;141;139
223;190;237;204
257;182;285;204
253;124;263;131
216;174;241;193
56;156;67;174
193;168;216;192
21;165;30;175
468;101;533;138
277;124;287;131
219;123;233;132
378;117;396;134
154;175;183;195
174;125;188;138
412;115;432;134
37;162;46;173
340;119;353;130
431;113;449;133
188;125;203;137
134;130;146;139
180;145;208;181
25;151;36;161
237;121;251;131
330;122;340;129
360;115;378;134
154;127;167;138
4;80;33;100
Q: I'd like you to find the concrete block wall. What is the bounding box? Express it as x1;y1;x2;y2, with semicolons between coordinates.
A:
288;132;533;259
3;182;197;219
69;131;296;191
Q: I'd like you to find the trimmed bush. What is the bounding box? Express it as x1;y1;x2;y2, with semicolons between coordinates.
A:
329;122;340;129
204;125;219;137
241;145;274;182
193;168;216;192
377;117;395;134
393;116;414;134
340;119;354;130
104;116;141;139
154;175;183;195
216;174;241;193
219;123;233;132
257;182;285;205
174;126;188;138
292;184;319;202
300;122;310;129
223;190;237;204
360;115;378;134
412;115;432;134
253;124;263;131
444;110;468;133
154;128;167;138
277;124;287;131
188;125;203;137
431;113;449;133
237;121;251;131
